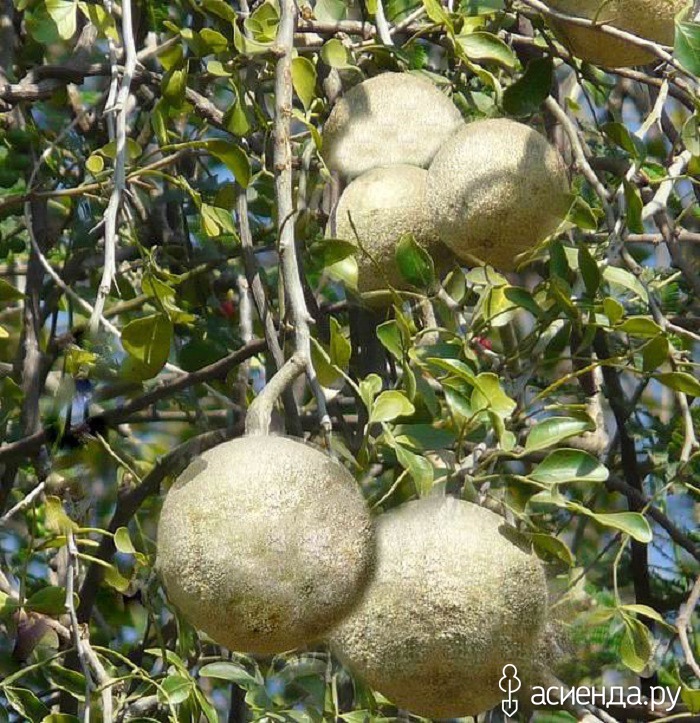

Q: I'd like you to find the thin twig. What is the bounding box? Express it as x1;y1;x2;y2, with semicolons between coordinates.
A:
544;95;614;228
66;531;96;723
374;0;394;45
90;0;137;332
274;0;331;435
0;480;45;526
677;575;700;681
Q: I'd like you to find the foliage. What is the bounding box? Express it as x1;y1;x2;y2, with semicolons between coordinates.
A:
0;0;699;721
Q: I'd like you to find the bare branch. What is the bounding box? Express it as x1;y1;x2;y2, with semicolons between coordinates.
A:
677;575;700;681
274;0;331;435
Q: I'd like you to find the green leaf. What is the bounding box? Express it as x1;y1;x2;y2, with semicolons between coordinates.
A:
314;0;346;21
4;688;49;723
205;140;251;188
682;113;700;156
27;586;71;615
310;337;340;388
199;28;228;54
114;527;136;554
121;313;172;377
45;496;77;534
224;86;251;137
194;688;218;723
320;39;353;68
0;591;17;620
617;316;663;338
309;238;357;268
457;31;517;68
619;617;652;673
394;443;433;496
329;317;351;371
41;715;81;723
158;674;193;705
529;449;608;485
98;138;142;161
589;511;652;543
85;154;104;174
602;122;645;158
681;685;700;714
359;374;383;412
421;0;453;31
371;390;415;423
503;286;542;318
654;371;700;396
244;0;279;42
642;335;669;373
471;372;516;418
376;320;404;360
291;56;317;111
618;603;668;627
199;662;261;689
524;416;595;453
530;533;574;566
578;246;600;297
568;196;599;231
603;266;648;301
623;179;644;233
395;233;435;289
0;278;24;302
45;0;77;39
47;665;86;701
603;297;624;325
502;57;552;117
162;67;187;107
674;20;700;76
200;0;236;21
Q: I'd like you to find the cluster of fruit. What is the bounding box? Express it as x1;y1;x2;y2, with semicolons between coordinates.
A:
323;72;571;298
156;435;548;718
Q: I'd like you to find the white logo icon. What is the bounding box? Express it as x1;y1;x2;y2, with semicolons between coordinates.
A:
499;664;521;718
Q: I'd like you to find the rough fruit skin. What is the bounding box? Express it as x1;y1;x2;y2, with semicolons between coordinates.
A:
332;165;450;296
329;496;548;719
547;0;685;68
156;435;375;655
426;118;570;272
322;73;463;178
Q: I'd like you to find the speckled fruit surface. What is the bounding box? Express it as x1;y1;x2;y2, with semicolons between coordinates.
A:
156;435;375;655
322;73;463;178
333;165;451;296
426;118;570;271
329;496;548;719
548;0;685;68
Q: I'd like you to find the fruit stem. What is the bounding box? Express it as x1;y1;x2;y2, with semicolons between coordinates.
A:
245;354;306;436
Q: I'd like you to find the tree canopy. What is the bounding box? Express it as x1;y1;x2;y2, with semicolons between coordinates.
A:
0;0;699;721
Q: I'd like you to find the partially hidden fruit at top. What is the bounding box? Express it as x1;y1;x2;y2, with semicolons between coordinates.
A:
322;73;463;179
329;496;548;719
156;435;375;655
426;118;570;272
547;0;686;68
331;165;452;300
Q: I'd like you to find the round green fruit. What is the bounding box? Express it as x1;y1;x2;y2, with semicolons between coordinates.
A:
332;165;451;299
322;73;463;179
547;0;686;68
426;118;570;271
329;496;548;719
157;435;375;655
